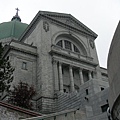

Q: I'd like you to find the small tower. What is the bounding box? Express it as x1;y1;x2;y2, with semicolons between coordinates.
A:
11;8;21;22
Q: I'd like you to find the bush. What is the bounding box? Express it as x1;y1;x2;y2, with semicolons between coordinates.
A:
0;43;14;99
9;82;36;110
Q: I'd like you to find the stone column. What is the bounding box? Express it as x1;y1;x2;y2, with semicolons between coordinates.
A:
88;70;92;80
59;62;63;92
53;60;59;92
79;68;84;84
71;43;74;52
62;40;65;49
69;65;74;92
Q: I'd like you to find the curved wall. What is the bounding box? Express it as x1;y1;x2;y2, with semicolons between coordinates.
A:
107;21;120;119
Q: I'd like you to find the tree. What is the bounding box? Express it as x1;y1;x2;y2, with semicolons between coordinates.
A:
9;82;36;110
0;43;14;99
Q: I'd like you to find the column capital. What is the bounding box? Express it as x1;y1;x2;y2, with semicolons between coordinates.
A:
52;59;58;64
59;62;63;65
69;65;73;69
89;70;92;73
79;68;83;71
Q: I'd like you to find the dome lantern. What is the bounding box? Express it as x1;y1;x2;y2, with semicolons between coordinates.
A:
11;8;21;22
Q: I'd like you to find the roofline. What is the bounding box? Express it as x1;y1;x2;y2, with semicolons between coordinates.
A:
0;20;28;25
100;67;107;70
107;21;120;68
44;13;98;38
19;11;97;42
2;39;37;59
38;11;97;37
11;39;37;48
19;11;41;42
69;14;97;38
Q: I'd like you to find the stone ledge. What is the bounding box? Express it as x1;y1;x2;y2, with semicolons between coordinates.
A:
0;101;42;117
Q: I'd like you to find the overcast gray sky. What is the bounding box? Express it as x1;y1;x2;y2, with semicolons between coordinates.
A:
0;0;120;68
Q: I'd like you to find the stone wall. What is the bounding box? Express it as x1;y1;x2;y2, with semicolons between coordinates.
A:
0;106;25;119
22;109;86;120
0;101;42;120
7;40;37;89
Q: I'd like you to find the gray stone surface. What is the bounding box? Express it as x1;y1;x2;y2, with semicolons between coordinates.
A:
108;21;120;119
22;109;86;120
1;11;110;120
0;101;42;120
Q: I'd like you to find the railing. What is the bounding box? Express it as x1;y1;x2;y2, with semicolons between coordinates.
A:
22;109;82;120
51;45;93;61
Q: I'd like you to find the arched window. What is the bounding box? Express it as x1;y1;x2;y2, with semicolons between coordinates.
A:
64;40;72;50
73;45;79;53
56;40;62;48
56;40;80;53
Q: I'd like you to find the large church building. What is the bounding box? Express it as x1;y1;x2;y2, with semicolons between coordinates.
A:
0;10;110;120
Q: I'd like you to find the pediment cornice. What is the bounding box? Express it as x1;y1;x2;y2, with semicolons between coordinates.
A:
20;11;98;42
41;12;97;37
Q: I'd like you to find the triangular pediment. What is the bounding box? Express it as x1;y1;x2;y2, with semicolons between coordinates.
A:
20;11;97;41
39;11;97;38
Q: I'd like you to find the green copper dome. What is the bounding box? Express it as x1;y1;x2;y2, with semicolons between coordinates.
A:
0;10;28;40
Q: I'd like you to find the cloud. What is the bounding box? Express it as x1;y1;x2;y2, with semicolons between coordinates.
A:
0;0;120;67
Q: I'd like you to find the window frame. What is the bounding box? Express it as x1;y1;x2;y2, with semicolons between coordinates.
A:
22;62;27;70
56;40;80;53
56;40;63;48
64;40;72;50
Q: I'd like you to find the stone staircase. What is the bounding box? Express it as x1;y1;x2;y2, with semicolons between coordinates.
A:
56;91;82;112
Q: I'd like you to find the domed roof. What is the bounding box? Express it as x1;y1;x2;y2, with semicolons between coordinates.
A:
0;9;28;40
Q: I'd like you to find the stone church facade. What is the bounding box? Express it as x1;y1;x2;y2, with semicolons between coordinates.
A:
0;10;110;120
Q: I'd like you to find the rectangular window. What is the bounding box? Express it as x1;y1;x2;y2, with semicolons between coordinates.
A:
83;71;89;82
86;89;89;95
65;40;72;50
22;62;27;70
64;89;66;93
101;104;109;113
101;87;104;91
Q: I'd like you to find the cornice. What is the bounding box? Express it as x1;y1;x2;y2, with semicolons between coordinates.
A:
11;39;37;49
50;49;98;67
20;11;97;42
3;45;37;58
19;12;42;42
44;13;97;37
42;14;96;38
10;46;38;57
